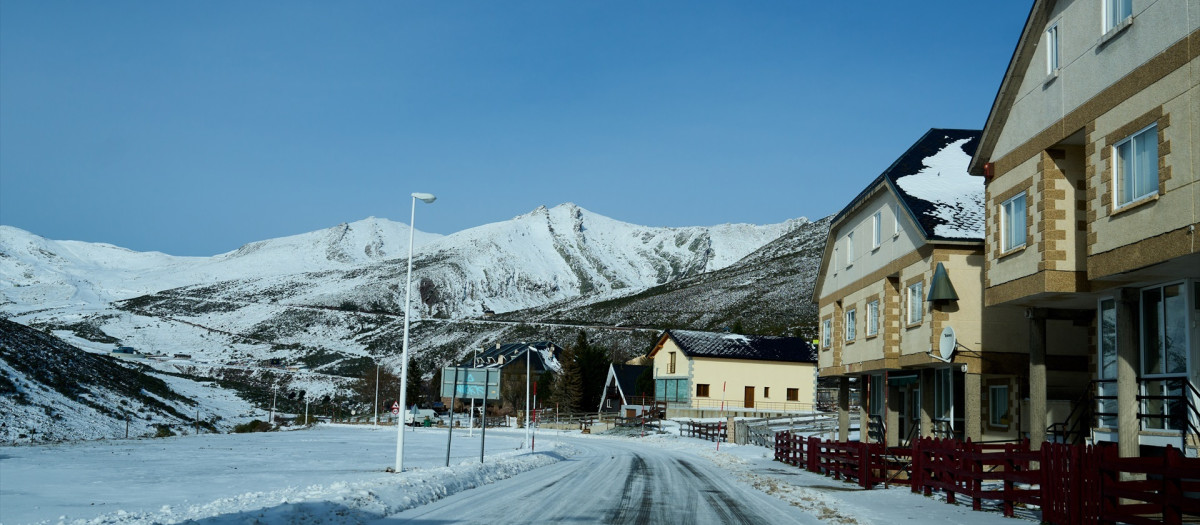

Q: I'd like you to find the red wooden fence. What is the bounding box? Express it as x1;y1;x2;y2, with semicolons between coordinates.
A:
774;432;1199;525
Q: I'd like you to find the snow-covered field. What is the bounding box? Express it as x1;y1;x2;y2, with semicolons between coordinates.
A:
1;422;1039;525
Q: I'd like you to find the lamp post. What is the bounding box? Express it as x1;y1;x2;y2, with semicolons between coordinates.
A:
373;363;380;427
395;192;436;473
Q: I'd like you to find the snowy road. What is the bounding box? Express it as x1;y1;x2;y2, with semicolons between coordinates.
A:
1;423;1038;524
382;434;818;524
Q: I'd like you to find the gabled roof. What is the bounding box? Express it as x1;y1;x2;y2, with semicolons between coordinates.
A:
833;128;984;242
968;0;1050;176
611;364;649;396
649;329;816;363
602;363;650;406
465;341;562;373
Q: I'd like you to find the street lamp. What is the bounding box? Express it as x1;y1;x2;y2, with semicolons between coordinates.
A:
395;191;436;473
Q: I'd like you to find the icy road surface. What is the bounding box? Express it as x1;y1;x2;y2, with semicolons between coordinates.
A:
383;434;813;524
1;423;1038;524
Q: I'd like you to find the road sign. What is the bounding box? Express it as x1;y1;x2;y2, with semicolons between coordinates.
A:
440;367;500;400
391;401;400;415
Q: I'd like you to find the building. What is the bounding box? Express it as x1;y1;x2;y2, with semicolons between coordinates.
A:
455;341;563;412
647;329;817;418
597;363;651;416
813;129;1033;446
968;0;1199;457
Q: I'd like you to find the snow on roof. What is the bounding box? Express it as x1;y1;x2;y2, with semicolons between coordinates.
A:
662;329;816;363
834;129;983;242
892;133;984;240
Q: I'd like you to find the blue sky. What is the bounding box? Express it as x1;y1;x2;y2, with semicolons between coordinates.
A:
0;1;1031;256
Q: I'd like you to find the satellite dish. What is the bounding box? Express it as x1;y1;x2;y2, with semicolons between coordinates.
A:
938;326;957;361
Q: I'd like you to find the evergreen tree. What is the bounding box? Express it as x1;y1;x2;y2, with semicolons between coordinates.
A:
554;345;582;413
573;331;610;412
405;359;423;408
537;369;556;409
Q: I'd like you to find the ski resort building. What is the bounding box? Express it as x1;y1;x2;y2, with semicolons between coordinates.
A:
813;129;1039;446
647;329;817;418
968;0;1199;457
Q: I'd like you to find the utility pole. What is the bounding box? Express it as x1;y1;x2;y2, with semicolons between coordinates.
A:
269;384;278;426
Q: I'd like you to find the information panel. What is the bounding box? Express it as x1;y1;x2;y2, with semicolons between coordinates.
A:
440;367;500;400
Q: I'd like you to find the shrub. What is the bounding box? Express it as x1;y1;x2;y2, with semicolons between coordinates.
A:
154;425;175;438
232;419;273;433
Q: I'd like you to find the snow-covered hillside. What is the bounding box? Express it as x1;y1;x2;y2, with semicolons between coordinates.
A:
0;204;805;375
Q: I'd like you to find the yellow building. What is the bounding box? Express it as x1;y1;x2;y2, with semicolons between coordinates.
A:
969;0;1199;457
648;330;817;418
814;129;1034;446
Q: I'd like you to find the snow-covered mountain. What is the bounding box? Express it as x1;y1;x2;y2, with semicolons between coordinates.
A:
1;203;808;373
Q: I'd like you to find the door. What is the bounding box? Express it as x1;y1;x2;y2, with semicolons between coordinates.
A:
744;386;755;409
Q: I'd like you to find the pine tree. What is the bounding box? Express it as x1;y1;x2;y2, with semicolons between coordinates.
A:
554;345;582;413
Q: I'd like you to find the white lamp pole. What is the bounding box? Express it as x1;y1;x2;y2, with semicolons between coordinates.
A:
394;191;436;473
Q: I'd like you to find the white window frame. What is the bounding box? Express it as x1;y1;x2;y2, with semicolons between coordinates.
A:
1113;124;1158;208
989;384;1010;428
822;318;832;349
907;282;924;325
1104;0;1132;33
871;212;882;249
845;308;857;341
1001;192;1027;252
866;300;879;337
1046;22;1060;75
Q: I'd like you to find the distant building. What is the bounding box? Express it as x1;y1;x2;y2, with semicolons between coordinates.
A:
109;346;145;360
598;363;651;415
648;329;817;417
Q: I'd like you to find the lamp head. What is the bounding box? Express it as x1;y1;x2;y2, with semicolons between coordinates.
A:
412;192;437;204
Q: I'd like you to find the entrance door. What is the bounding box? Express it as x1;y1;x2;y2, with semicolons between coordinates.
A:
744;386;755;409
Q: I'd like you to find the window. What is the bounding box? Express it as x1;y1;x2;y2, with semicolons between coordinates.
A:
1104;0;1132;32
668;352;676;374
764;387;770;398
655;378;690;403
696;383;710;397
894;206;902;237
989;385;1010;427
845;308;857;341
822;318;832;349
869;375;884;416
872;212;882;249
606;398;614;408
866;300;879;337
846;231;855;266
907;282;924;324
787;388;799;401
1001;192;1027;252
1046;23;1060;74
1097;298;1118;428
1140;282;1190;431
1114;124;1158;207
